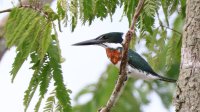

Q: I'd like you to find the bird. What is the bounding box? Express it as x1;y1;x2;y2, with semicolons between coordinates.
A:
73;32;177;83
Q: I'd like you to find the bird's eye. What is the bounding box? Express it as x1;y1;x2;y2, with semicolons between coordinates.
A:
102;36;108;39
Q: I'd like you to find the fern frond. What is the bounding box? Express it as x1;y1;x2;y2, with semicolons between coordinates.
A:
161;0;170;26
9;51;26;82
43;90;56;112
17;16;42;52
5;7;57;111
106;0;119;15
169;0;179;15
43;4;59;21
43;89;68;112
123;0;137;26
37;22;52;59
4;4;72;112
166;35;181;69
9;9;39;47
39;62;52;97
165;15;183;71
5;8;23;44
23;62;41;112
95;0;108;20
5;6;54;82
55;102;64;112
57;0;67;19
70;0;78;31
144;0;160;17
82;0;93;24
34;60;52;112
10;16;42;82
48;43;71;112
134;0;160;35
34;97;43;112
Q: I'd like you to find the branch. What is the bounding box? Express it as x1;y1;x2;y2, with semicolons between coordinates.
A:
98;0;145;112
0;8;12;13
0;5;42;14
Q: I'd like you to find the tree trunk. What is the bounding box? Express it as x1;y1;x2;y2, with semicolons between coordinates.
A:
174;0;200;112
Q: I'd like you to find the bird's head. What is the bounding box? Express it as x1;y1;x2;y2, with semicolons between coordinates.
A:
73;32;124;49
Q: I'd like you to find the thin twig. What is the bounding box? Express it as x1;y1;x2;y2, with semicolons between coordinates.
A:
0;5;26;14
156;10;164;31
0;8;12;13
159;25;182;35
156;10;182;36
0;5;51;21
98;0;145;112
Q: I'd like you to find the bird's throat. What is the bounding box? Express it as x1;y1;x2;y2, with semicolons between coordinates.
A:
106;48;122;65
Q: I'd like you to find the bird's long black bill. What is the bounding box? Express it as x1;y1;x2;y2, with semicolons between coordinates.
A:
72;39;104;46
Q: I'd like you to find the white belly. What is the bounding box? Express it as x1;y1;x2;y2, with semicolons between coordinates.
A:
115;62;159;80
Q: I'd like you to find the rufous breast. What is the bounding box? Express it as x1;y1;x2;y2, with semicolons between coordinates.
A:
106;48;122;65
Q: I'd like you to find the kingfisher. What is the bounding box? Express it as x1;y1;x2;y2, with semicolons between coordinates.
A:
73;32;177;83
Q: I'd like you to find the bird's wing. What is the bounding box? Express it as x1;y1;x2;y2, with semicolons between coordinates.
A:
127;49;158;76
127;49;177;83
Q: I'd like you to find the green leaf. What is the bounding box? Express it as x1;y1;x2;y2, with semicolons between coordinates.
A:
57;0;67;19
95;0;108;19
71;16;77;32
70;0;78;31
40;62;52;97
37;22;52;59
161;0;169;26
10;16;42;82
43;4;59;21
24;62;41;112
144;0;160;17
34;97;43;112
83;0;93;24
123;0;137;26
48;43;71;112
10;51;26;82
180;0;186;17
43;91;56;112
34;61;52;112
169;0;179;15
5;8;39;47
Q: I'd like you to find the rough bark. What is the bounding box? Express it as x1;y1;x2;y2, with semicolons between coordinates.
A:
0;0;53;61
174;0;200;112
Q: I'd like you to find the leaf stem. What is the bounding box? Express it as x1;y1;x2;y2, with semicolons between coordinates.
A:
159;25;182;36
0;8;12;13
0;5;49;20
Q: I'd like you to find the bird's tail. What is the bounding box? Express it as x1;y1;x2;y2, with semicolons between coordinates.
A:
158;75;177;83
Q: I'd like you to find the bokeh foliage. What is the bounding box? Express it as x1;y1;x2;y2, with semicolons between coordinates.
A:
2;0;186;112
71;0;185;112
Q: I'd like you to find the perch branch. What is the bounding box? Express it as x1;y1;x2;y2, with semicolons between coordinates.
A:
98;0;145;112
